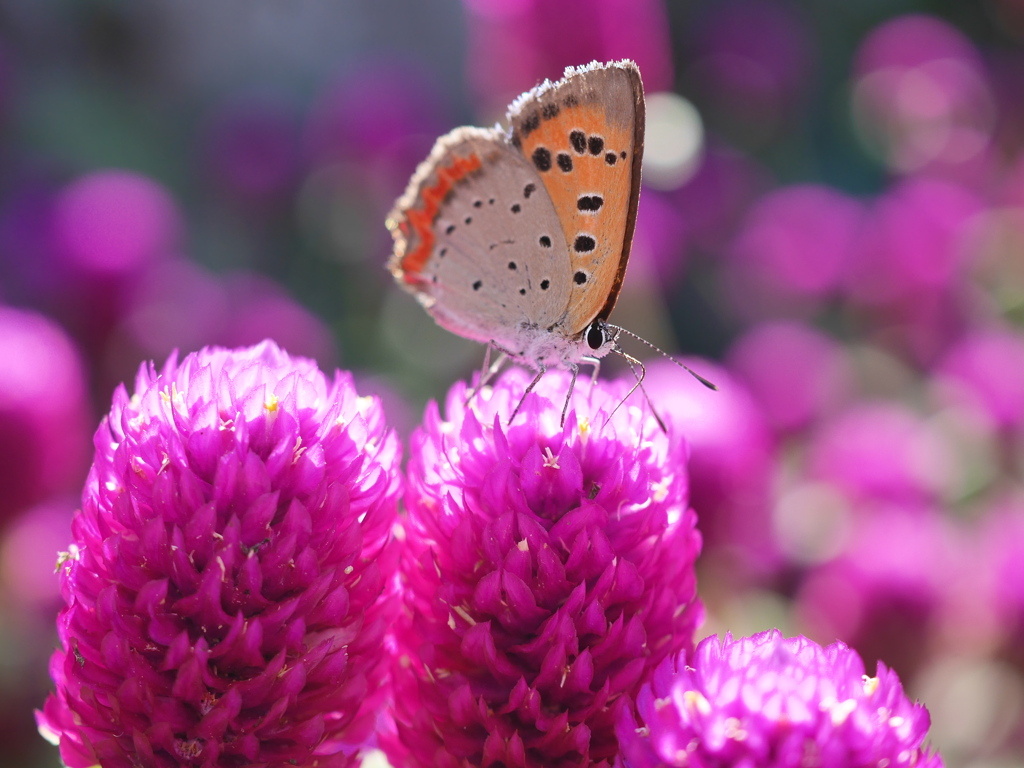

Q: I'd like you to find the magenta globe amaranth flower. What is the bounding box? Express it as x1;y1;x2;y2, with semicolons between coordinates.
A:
38;341;401;768
617;630;943;768
385;368;703;768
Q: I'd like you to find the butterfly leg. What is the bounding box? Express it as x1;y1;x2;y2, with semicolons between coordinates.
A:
508;364;546;426
465;344;508;405
581;355;602;385
610;347;667;433
560;363;580;427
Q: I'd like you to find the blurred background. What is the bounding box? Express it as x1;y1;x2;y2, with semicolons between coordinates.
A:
1;0;1023;766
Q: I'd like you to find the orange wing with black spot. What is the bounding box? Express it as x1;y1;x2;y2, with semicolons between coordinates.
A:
507;60;645;336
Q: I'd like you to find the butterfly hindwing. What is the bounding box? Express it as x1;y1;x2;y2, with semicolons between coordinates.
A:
388;127;572;350
508;60;645;336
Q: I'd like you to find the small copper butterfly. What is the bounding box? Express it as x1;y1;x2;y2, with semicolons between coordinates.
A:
387;60;714;424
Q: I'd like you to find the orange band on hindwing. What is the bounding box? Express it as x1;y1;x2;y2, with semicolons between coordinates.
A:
399;154;483;282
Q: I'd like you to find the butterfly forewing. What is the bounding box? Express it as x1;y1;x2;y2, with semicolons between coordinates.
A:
508;61;645;336
388;127;572;348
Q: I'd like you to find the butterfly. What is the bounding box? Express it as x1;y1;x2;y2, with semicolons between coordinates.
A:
387;59;713;425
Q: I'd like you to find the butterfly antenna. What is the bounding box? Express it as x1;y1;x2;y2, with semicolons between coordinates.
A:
608;347;668;433
605;324;718;390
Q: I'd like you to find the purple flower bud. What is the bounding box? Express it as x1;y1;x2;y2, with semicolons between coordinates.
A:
38;341;401;768
617;630;943;768
384;367;703;768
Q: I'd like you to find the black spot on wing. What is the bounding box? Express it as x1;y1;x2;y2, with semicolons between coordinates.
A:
574;235;596;253
532;148;552;172
556;153;573;173
521;112;540;136
570;130;586;154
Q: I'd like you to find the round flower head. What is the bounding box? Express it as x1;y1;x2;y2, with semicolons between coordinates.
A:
38;341;401;768
617;630;943;768
385;367;703;768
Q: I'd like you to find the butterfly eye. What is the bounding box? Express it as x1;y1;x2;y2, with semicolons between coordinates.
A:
585;322;606;351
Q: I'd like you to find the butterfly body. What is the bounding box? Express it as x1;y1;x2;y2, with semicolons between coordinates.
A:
388;60;645;374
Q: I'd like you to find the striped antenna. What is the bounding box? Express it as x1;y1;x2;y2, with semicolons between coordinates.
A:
605;324;718;391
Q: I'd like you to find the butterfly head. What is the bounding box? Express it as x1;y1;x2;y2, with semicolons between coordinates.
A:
582;318;619;359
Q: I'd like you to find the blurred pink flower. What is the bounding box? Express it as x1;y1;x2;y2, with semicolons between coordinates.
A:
40;170;183;356
218;273;337;362
629;188;691;286
667;143;769;255
0;499;80;768
845;177;983;362
115;260;337;387
644;359;779;583
52;170;180;277
727;321;852;436
851;14;995;177
462;0;673;116
0;498;75;611
808;402;954;504
795;503;963;682
978;499;1024;661
0;306;90;524
935;326;1024;431
725;185;864;318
